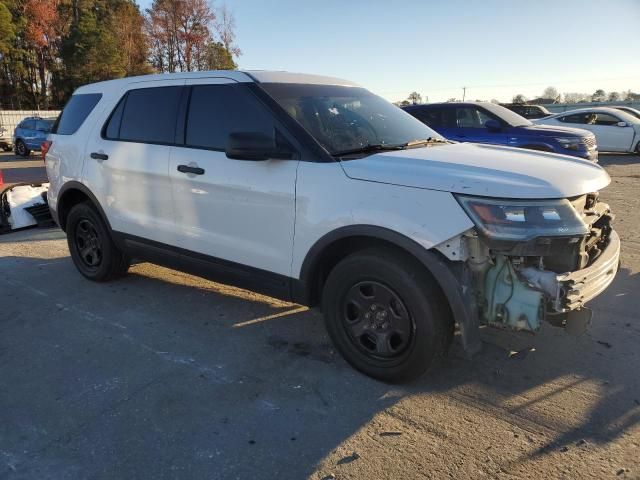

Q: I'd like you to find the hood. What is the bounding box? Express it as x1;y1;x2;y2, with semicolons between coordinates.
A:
340;143;609;199
517;124;593;137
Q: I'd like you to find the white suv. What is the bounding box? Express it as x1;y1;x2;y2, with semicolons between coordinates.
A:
46;71;620;382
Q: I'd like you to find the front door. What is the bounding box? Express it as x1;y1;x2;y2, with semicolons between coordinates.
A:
579;112;635;152
168;79;299;277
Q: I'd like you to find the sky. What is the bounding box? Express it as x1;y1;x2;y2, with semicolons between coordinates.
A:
136;0;640;103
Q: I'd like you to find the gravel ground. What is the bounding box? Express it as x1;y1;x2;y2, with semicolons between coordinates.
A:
0;154;638;479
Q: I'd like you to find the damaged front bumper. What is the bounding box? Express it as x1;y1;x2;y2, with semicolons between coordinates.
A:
482;229;620;333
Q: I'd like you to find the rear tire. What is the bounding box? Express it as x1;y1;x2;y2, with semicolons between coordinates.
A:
321;248;452;383
66;202;129;282
15;140;30;157
635;142;640;155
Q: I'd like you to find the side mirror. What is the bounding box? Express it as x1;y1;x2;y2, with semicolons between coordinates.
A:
617;121;628;127
484;119;502;131
225;132;293;161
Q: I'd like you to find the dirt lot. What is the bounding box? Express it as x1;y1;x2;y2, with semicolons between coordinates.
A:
1;154;639;479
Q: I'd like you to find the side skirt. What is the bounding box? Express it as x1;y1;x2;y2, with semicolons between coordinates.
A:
112;232;303;304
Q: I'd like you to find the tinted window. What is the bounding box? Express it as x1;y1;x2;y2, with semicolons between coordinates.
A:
560;114;587;124
454;107;496;128
119;87;182;144
104;97;126;139
21;119;35;130
54;93;102;135
35;119;53;132
411;107;443;127
185;84;278;150
592;113;620;126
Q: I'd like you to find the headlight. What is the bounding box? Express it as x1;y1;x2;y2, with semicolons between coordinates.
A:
456;195;589;240
556;137;582;151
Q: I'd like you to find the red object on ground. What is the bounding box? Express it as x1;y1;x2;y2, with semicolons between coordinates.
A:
0;169;4;186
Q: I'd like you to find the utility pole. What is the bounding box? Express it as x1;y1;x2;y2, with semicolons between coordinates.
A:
462;87;467;101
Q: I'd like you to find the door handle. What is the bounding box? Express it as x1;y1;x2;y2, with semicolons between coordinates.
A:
90;152;108;160
177;164;205;175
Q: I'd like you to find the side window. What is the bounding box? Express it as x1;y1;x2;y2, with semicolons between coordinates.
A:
411;108;442;128
593;113;620;126
53;93;102;135
559;114;586;124
118;86;182;144
185;84;279;150
455;107;495;128
104;96;126;139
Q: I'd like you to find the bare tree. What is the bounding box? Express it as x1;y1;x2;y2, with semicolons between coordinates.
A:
512;94;526;104
542;86;559;101
215;3;241;57
608;91;620;102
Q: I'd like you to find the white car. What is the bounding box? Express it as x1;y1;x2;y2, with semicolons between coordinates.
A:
46;71;620;382
534;107;640;154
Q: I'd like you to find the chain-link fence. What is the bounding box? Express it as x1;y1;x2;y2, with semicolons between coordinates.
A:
0;110;61;133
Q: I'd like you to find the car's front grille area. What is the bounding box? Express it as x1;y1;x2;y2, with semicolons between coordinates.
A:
583;136;597;149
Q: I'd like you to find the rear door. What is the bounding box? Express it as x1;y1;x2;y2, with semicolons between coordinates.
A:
168;79;299;276
83;81;183;243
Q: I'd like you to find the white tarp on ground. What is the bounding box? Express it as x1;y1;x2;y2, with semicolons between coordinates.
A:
6;184;49;229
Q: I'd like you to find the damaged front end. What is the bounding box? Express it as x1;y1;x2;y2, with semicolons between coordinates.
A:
438;192;620;337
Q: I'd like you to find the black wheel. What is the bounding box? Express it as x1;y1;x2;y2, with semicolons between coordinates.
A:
66;202;129;282
3;145;12;152
15;140;30;157
635;142;640;155
322;248;453;383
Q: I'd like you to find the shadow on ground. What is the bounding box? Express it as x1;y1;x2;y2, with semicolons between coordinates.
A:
1;244;639;478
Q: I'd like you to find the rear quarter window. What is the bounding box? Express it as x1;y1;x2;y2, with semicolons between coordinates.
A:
53;93;102;135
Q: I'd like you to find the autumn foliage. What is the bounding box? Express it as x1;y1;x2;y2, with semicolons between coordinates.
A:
0;0;240;109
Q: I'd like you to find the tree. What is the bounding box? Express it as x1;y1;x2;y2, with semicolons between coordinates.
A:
0;2;15;54
591;89;606;102
563;92;588;104
407;91;421;104
542;86;559;101
607;91;620;102
512;94;526;104
203;40;235;70
146;0;239;73
490;99;500;104
446;97;459;102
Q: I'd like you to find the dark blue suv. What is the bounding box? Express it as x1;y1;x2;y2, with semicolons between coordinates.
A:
403;102;598;161
13;116;55;157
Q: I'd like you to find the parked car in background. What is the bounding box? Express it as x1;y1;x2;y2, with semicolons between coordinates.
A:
403;102;598;161
611;106;640;119
13;116;56;157
533;107;640;154
501;103;552;119
0;125;13;152
46;71;619;382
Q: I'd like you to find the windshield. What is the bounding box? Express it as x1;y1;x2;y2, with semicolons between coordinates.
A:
260;83;444;155
481;103;533;127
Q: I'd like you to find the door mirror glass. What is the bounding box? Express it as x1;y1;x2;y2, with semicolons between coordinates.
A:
617;121;628;127
225;132;293;161
484;119;502;131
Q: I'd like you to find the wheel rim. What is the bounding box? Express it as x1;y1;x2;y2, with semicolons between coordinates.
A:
341;281;414;359
75;219;103;268
17;142;25;155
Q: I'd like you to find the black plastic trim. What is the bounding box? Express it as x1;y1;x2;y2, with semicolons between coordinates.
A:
112;232;297;302
297;225;481;353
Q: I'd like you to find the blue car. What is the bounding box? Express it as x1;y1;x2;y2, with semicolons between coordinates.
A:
13;116;55;157
403;102;598;161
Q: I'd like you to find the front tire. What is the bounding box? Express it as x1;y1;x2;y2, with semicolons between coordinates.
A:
321;248;452;383
66;202;129;282
15;140;30;157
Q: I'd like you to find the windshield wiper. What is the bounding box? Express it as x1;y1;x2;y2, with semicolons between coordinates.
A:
332;143;407;157
405;137;450;147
